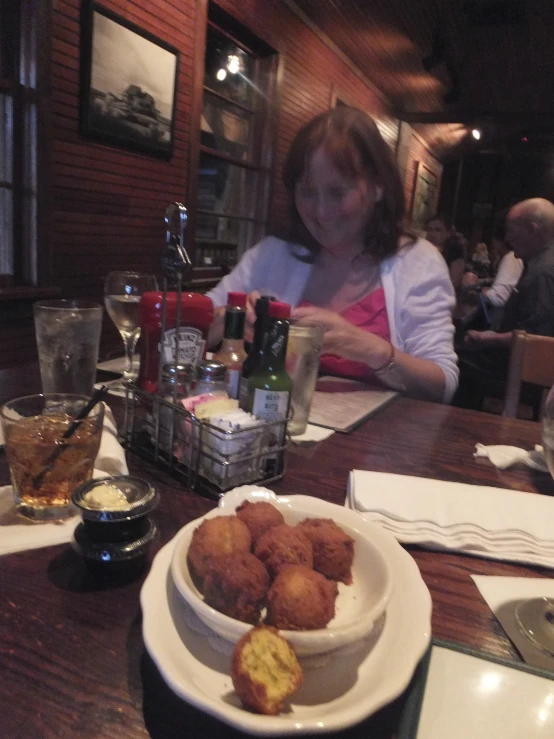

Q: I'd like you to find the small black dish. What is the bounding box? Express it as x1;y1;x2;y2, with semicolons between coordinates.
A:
71;476;159;573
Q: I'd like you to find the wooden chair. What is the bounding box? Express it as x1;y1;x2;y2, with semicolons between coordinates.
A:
503;330;554;418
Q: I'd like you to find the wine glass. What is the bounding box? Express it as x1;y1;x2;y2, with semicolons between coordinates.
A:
104;271;157;384
513;383;554;655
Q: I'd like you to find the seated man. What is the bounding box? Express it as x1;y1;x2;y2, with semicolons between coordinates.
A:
461;213;524;329
454;197;554;409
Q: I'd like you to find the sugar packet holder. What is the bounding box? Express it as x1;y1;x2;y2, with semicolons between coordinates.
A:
198;410;265;487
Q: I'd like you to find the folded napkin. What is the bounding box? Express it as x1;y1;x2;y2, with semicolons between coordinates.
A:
347;470;554;568
0;403;128;556
474;443;549;472
472;575;554;671
290;424;335;445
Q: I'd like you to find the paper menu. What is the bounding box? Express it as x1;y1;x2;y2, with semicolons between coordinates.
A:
308;376;397;432
398;642;554;739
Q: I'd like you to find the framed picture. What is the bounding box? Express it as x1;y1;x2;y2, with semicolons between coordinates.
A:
80;3;179;158
410;162;439;231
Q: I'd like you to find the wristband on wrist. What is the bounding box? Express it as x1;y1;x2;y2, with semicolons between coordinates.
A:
374;343;407;391
373;342;395;374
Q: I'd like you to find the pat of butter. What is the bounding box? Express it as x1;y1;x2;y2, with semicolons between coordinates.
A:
84;484;129;510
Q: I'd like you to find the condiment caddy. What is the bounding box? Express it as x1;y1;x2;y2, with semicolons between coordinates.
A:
121;203;290;498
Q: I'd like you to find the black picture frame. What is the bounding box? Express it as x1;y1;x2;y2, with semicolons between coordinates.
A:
80;2;179;158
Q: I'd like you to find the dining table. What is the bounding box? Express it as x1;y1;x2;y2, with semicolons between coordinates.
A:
1;361;553;738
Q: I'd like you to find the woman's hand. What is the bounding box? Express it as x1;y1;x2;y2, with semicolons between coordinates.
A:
291;305;391;369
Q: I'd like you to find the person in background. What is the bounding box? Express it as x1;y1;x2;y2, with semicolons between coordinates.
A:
462;213;524;330
206;106;459;403
471;242;491;279
455;197;554;407
474;215;523;303
425;214;466;291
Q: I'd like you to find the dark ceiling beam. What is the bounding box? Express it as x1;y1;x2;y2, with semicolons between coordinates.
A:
396;111;554;126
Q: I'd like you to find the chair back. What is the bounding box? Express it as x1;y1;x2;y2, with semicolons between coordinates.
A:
503;330;554;417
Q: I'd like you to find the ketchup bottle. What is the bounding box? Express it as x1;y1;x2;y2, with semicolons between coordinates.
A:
138;291;214;394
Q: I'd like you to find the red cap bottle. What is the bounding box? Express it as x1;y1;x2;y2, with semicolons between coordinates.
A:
268;301;291;319
227;291;247;308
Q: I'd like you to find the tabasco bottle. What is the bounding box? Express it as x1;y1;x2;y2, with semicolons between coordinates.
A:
213;292;248;399
238;295;274;410
248;300;292;477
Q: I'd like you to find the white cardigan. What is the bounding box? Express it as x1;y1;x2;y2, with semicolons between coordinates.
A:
207;237;459;402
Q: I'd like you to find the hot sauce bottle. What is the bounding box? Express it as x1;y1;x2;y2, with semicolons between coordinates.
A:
238;295;274;410
247;300;292;476
213;292;248;400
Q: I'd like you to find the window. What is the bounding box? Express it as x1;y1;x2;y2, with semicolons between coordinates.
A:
0;0;43;289
192;5;278;272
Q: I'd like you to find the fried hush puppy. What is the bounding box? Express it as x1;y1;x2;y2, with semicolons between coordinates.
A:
236;500;285;543
203;553;270;624
231;626;303;715
266;564;338;630
298;518;355;584
187;516;251;585
254;524;313;579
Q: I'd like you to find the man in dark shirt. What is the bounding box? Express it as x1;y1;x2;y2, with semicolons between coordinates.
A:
454;197;554;407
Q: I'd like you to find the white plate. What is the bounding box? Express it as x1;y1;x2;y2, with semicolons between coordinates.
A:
170;488;394;655
141;493;432;735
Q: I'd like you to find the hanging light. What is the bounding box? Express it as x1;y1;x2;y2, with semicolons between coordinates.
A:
472;129;482;140
227;54;241;75
216;68;227;81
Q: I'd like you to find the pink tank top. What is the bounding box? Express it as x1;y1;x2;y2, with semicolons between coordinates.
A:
299;287;391;382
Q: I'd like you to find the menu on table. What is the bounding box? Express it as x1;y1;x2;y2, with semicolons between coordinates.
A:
308;376;398;432
398;640;554;739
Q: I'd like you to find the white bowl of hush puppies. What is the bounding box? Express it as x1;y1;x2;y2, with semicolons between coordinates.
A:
170;487;394;657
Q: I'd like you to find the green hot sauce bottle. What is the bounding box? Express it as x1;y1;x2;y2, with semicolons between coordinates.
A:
238;295;275;410
247;300;292;477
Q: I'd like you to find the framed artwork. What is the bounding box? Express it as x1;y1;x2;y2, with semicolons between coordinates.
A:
80;3;179;158
410;162;439;231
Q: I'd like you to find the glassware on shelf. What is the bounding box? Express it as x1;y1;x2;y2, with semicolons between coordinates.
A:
513;384;554;655
104;271;158;385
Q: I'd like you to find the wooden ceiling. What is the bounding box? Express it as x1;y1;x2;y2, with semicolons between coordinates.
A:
289;0;554;127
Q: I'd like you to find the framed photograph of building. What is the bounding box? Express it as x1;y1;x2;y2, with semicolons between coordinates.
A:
410;162;439;231
80;3;179;157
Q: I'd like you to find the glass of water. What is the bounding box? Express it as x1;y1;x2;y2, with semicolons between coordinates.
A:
104;271;157;384
34;300;103;395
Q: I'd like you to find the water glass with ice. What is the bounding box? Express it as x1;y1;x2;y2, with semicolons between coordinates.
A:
34;300;103;395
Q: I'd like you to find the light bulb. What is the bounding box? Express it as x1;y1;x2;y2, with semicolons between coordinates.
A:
216;68;227;81
227;54;240;74
472;129;481;140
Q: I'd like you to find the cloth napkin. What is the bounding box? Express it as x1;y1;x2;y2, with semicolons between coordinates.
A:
0;404;128;556
472;575;554;671
289;424;335;445
347;470;554;568
474;444;549;472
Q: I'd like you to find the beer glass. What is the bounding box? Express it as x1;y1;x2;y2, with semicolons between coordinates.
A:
285;323;324;436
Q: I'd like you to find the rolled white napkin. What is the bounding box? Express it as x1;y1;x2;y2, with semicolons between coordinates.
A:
474;443;549;472
0;403;128;556
347;470;554;568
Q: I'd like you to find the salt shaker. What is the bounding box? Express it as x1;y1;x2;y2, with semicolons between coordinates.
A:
194;360;227;396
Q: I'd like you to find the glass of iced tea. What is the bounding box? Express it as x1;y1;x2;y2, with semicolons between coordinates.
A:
0;394;104;522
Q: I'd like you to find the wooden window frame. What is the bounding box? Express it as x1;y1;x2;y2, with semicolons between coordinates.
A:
0;0;53;296
187;1;279;287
